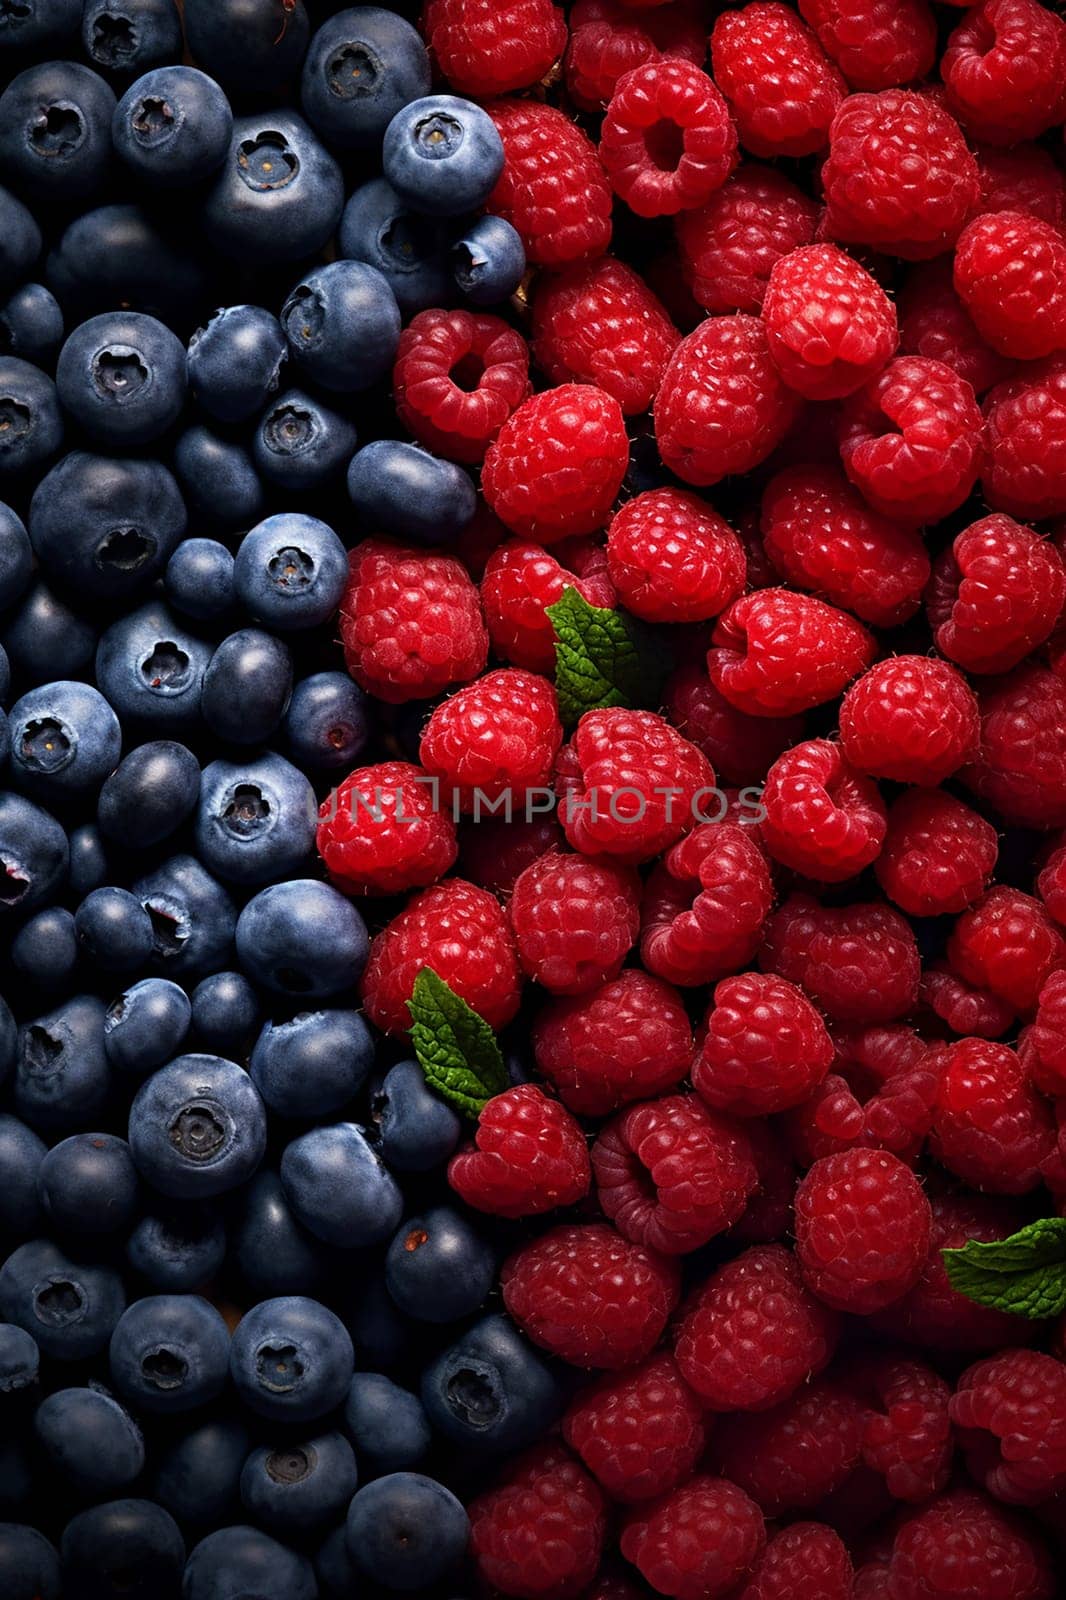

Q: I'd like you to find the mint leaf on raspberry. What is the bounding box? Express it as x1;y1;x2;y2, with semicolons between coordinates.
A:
407;967;509;1119
942;1216;1066;1319
547;586;666;727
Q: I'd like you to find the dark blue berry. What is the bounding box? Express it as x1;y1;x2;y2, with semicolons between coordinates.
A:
201;628;293;747
98;741;202;851
109;1293;230;1415
0;1115;46;1240
183;0;311;100
0;1324;38;1397
0;791;68;915
57;310;186;445
234;513;348;632
97;603;212;733
281;260;400;393
253;388;357;493
165;536;237;620
30;451;186;599
0;62;116;203
38;1132;140;1236
345;1473;468;1591
113;67;233;186
284;671;369;774
128;1053;266;1200
173;429;265;532
195;752;315;888
347;438;475;544
8;679;121;799
346;1269;415;1373
82;0;184;81
59;1498;185;1600
75;886;155;973
385;1205;495;1324
68;822;110;897
45;203;209;329
0;1239;125;1361
0;502;31;611
2;580;96;687
0;357;62;480
187;305;287;425
421;1313;561;1456
251;1008;374;1120
280;1122;402;1248
339;178;453;314
230;1169;330;1299
33;1388;143;1498
453;214;526;306
14;994;110;1136
228;1295;353;1424
235;878;367;999
384;95;504;218
343;1372;431;1474
300;6;429;150
190;971;260;1058
104;977;192;1076
133;854;237;978
372;1058;462;1172
0;0;81;56
240;1430;358;1536
153;1417;250;1533
0;1523;60;1600
204;112;343;265
126;1204;226;1293
0;283;64;369
11;906;79;989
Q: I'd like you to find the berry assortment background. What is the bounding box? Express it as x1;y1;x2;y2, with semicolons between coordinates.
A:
1;0;1066;1597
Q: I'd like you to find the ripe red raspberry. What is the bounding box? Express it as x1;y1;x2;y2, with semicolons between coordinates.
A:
359;878;521;1035
640;823;773;989
654;314;801;486
531;256;678;416
392;309;530;464
1037;837;1066;927
599;60;738;219
455;502;511;580
468;1442;607;1600
483;384;628;542
795;1148;930;1314
694;972;833;1119
340;540;487;705
974;143;1066;233
840;657;980;787
564;0;706;112
948;886;1066;1015
783;1024;938;1167
710;3;845;160
675;164;821;316
849;1354;954;1504
930;1037;1056;1194
448;1083;590;1219
317;760;457;898
798;0;936;91
710;1379;864;1515
838;356;983;524
675;1244;839;1412
532;968;692;1117
501;1222;680;1370
508;849;640;995
761;893;920;1025
941;0;1066;147
876;789;998;918
898;258;1014;396
606;489;745;626
734;1522;853;1600
885;1488;1055;1600
563;1352;705;1505
555;708;715;864
663;664;803;786
486;100;612;269
762;243;897;401
459;809;564;896
954;212;1066;363
418;668;562;813
927;516;1066;676
733;1121;798;1246
481;537;615;675
822;91;980;260
760;739;886;883
951;1350;1066;1507
592;1093;757;1256
1029;971;1066;1095
422;0;567;98
621;1476;766;1600
760;464;928;627
962;665;1066;830
982;357;1066;522
708;588;875;718
921;963;1018;1040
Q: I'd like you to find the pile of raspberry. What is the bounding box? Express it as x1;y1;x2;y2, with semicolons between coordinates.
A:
317;2;1066;1596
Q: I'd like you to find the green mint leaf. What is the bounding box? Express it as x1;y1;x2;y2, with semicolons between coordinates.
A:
547;586;667;728
407;967;508;1119
942;1216;1066;1320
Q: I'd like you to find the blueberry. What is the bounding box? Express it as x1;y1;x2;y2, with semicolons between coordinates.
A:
253;388;357;493
190;972;260;1057
153;1418;250;1533
345;1473;468;1591
114;67;233;186
339;178;453;314
236;879;368;999
110;1294;230;1415
229;1296;353;1424
0;1116;47;1240
38;1132;140;1236
2;580;97;687
195;753;315;888
300;6;430;151
0;283;64;370
14;994;110;1135
0;1325;38;1397
251;1009;374;1120
8;679;121;799
0;62;116;203
59;1499;185;1600
45;203;209;329
126;1204;226;1293
385;95;504;218
204;112;344;265
0;1523;60;1600
11;907;78;989
0;357;62;479
347;438;475;544
98;741;202;851
240;1431;358;1536
0;0;81;51
343;1373;431;1474
68;822;110;897
280;1122;402;1248
183;0;311;99
0;1238;125;1361
421;1313;561;1455
128;1053;266;1200
173;430;265;533
96;603;213;732
373;1059;462;1172
284;672;369;775
0;791;68;915
0;187;41;301
346;1268;415;1373
133;854;237;978
104;978;192;1076
0;995;14;1083
82;0;184;81
30;451;186;598
453;214;526;306
281;260;400;393
165;536;237;619
34;1386;144;1497
0;501;31;610
75;887;155;973
234;513;349;631
56;310;187;446
231;1169;330;1299
201;628;293;747
184;1524;316;1600
187;306;287;425
315;1523;359;1600
385;1204;495;1324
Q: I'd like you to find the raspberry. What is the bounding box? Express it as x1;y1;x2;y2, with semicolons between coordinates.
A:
482;384;628;542
760;464;929;627
941;0;1066;147
760;738;886;883
468;1443;607;1600
563;1353;706;1504
418;668;562;812
853;1354;954;1503
885;1488;1054;1600
448;1083;591;1219
762;243;897;401
693;972;833;1120
1030;971;1066;1095
927;516;1066;676
1037;838;1066;927
508;849;641;995
708;588;875;718
921;964;1018;1040
481;538;615;675
710;3;845;160
783;1025;939;1166
954;212;1066;363
798;0;937;91
564;0;706;112
456;501;512;579
930;1038;1056;1194
501;1222;680;1370
531;256;679;416
974;143;1066;234
733;1522;853;1600
339;540;487;705
839;656;980;787
982;357;1066;522
460;812;562;897
592;1093;757;1256
620;1477;766;1600
876;790;998;918
359;878;521;1035
947;886;1066;1014
733;1121;798;1245
962;665;1066;830
392;309;531;464
674;1244;839;1412
555;708;715;864
606;489;746;625
653;314;801;487
317;759;458;898
710;1379;864;1515
761;893;920;1024
532;968;692;1117
486;100;612;270
675;164;821;316
663;664;803;786
837;356;983;524
898;258;1014;397
951;1350;1066;1506
795;1148;930;1314
599;61;738;219
640;823;773;988
422;0;567;98
822;91;980;260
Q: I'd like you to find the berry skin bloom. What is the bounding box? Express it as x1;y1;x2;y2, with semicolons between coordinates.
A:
927;516;1066;676
982;356;1066;522
359;878;521;1035
621;1476;766;1600
760;738;886;883
762;243;898;401
674;1243;839;1412
481;537;615;675
795;1148;931;1315
710;3;845;160
340;540;487;705
640;822;774;988
708;588;875;718
599;60;738;219
951;1349;1066;1507
898;257;1014;397
694;972;834;1119
761;893;920;1024
710;1378;864;1515
508;849;641;995
664;663;804;786
531;256;679;416
734;1522;853;1600
654;314;801;486
838;356;983;525
885;1488;1055;1600
839;656;980;787
485;100;613;269
482;384;628;542
418;667;563;812
591;1093;758;1256
423;0;568;98
564;0;707;113
392;309;531;464
954;212;1066;363
962;665;1066;830
876;789;998;918
821;90;980;261
501;1222;680;1370
606;489;746;625
562;1352;706;1504
930;1037;1057;1195
947;885;1066;1014
857;1354;954;1503
467;1442;607;1600
675;163;821;316
941;0;1066;147
317;759;458;897
798;0;937;91
448;1083;591;1219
